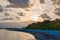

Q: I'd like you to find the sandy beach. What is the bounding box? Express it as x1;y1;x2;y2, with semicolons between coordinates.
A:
0;29;36;40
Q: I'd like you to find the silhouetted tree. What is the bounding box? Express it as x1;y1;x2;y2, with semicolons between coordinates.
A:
26;19;60;30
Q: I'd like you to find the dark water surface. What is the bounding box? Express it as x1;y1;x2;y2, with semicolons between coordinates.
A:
6;29;60;40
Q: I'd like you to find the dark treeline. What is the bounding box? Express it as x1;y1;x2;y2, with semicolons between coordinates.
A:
0;19;60;30
26;19;60;30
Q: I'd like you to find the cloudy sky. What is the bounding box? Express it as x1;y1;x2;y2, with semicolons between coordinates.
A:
0;0;60;28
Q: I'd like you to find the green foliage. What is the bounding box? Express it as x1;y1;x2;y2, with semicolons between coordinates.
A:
26;19;60;30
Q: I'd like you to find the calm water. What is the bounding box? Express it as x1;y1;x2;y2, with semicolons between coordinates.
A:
6;29;60;40
0;22;28;28
18;30;60;40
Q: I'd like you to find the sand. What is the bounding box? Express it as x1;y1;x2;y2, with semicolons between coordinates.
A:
0;29;36;40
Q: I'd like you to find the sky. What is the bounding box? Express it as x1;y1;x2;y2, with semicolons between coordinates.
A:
0;0;60;28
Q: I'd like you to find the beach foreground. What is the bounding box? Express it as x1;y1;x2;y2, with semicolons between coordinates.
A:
0;29;36;40
0;29;60;40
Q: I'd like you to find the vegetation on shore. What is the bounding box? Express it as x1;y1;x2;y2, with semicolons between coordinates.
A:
0;19;60;30
26;19;60;30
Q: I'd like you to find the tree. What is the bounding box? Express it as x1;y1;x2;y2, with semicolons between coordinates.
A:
26;19;60;30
